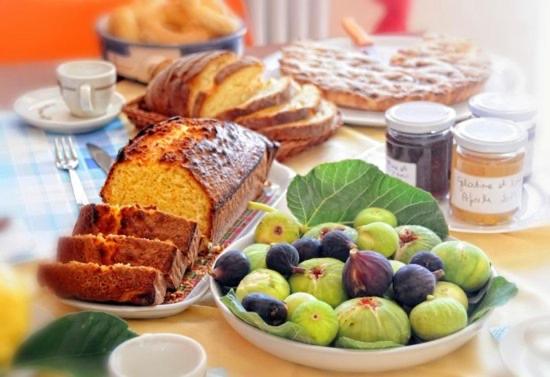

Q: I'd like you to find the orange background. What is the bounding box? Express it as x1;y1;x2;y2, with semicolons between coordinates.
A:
0;0;249;63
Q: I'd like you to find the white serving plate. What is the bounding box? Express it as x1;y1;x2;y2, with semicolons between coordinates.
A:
361;145;550;234
13;87;125;134
264;36;525;127
59;161;295;319
210;232;491;373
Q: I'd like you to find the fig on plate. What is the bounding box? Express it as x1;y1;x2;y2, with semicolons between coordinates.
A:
243;244;269;271
320;231;356;262
292;237;322;262
335;297;410;345
284;292;318;317
266;243;301;278
389;260;406;274
290;300;339;346
392;264;435;307
242;293;288;326
211;250;250;287
433;281;469;310
343;250;393;298
254;210;301;244
289;258;347;307
409;296;467;340
303;223;358;242
236;268;290;301
356;222;399;258
410;252;444;279
354;207;398;228
432;241;492;292
394;225;442;263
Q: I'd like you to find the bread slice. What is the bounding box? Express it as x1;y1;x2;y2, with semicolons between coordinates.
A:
73;203;201;260
38;261;167;306
144;51;237;117
196;56;265;117
276;113;342;161
100;117;277;244
57;234;189;289
216;77;295;120
236;83;321;130
259;100;338;141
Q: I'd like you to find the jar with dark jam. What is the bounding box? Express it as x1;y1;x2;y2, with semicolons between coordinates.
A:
385;101;456;198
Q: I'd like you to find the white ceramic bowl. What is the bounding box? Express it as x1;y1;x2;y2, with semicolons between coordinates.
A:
109;333;207;377
210;232;491;373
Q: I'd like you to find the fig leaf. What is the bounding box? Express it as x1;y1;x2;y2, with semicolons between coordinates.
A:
286;160;448;239
468;276;518;323
221;290;316;344
14;311;137;377
335;337;403;350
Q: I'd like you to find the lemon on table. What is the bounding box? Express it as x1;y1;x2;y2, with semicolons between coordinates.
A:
0;264;30;367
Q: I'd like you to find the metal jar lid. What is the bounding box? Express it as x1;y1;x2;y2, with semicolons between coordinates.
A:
452;117;528;154
385;101;456;134
468;92;537;122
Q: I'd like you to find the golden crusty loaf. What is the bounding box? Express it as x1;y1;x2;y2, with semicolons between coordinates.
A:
38;261;167;306
73;203;200;259
57;234;189;289
100;117;277;244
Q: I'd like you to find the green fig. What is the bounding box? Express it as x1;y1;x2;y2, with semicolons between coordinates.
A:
284;292;318;318
243;244;269;271
354;207;398;228
250;202;301;244
290;300;339;346
409;296;467;340
236;269;290;301
433;281;469;310
356;222;399;258
394;225;442;263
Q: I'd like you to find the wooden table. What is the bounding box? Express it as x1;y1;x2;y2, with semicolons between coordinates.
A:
5;46;550;376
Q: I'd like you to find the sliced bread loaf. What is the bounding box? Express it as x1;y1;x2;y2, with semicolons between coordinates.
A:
73;203;201;258
196;56;265;117
216;77;295;120
38;261;167;306
236;83;321;129
259;100;338;141
57;234;189;289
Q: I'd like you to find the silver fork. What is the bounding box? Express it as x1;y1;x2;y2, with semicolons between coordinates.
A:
54;136;89;206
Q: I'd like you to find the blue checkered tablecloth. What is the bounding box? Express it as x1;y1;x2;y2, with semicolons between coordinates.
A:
0;112;130;262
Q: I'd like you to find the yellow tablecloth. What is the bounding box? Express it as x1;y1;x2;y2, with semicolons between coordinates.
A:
23;82;550;377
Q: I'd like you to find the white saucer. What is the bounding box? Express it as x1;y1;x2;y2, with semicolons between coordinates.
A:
14;86;125;134
499;316;550;377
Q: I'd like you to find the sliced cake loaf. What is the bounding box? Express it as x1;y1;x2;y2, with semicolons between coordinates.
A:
259;100;338;141
235;83;321;129
216;77;295;120
100;117;277;244
144;51;237;117
57;234;189;289
38;261;167;306
195;56;264;117
73;203;201;260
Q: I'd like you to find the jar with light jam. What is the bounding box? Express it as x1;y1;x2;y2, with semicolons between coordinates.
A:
469;92;537;180
385;101;456;198
450;118;527;225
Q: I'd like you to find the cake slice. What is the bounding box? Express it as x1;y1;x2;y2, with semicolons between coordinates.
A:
236;83;321;130
38;261;167;306
259;100;338;141
216;77;295;120
195;56;265;117
73;203;201;259
57;234;189;289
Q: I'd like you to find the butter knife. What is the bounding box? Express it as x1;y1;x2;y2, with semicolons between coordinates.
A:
86;143;113;174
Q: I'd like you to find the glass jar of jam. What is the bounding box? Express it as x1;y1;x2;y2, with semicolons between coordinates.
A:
385;101;455;198
450;118;527;225
469;92;537;180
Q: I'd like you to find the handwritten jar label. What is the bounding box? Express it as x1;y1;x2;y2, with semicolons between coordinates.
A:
450;170;523;214
386;157;416;186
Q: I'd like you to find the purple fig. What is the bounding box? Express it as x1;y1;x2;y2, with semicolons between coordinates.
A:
212;250;250;287
320;231;356;262
266;243;303;278
393;264;436;307
342;250;393;298
409;252;445;279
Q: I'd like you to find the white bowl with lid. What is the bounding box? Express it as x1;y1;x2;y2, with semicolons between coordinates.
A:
109;334;207;377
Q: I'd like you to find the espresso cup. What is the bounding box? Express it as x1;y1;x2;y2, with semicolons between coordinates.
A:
56;60;116;118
